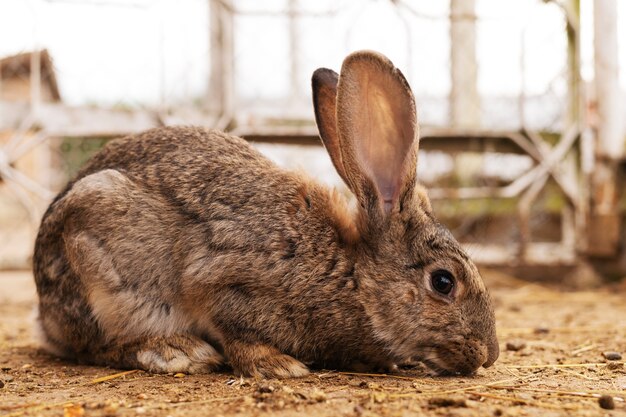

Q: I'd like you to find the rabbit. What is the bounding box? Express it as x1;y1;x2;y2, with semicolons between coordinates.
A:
33;50;498;378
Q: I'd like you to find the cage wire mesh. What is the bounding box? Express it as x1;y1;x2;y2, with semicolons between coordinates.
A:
0;0;607;268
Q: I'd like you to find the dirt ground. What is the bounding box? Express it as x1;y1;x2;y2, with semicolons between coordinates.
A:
1;270;625;417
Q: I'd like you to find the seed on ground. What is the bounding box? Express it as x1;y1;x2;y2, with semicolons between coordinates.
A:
427;398;467;408
602;351;622;361
598;395;615;410
257;384;274;394
506;340;527;351
534;326;550;334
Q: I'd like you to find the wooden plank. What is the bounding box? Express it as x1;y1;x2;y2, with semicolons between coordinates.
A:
235;125;533;154
1;100;539;157
0;101;159;137
468;242;577;266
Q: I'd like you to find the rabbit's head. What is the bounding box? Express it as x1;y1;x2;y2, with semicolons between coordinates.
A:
312;51;498;375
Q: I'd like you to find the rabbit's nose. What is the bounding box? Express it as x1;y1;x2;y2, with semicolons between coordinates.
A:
482;338;500;368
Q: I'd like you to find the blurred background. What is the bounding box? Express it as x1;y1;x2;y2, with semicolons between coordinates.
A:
0;0;624;281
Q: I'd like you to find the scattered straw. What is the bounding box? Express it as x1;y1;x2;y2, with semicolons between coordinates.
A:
89;369;139;384
465;390;583;411
489;386;625;402
507;362;623;370
385;376;535;399
165;395;247;407
498;326;617;336
1;401;72;417
0;403;42;411
336;371;430;382
556;367;600;381
571;343;597;356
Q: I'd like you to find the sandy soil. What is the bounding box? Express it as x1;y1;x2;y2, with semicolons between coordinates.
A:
1;270;625;417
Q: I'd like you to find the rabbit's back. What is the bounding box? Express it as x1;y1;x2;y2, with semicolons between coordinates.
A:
73;126;288;214
33;126;332;361
49;126;309;256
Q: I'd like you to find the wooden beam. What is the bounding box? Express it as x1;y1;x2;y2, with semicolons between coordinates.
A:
450;0;480;128
0;100;159;137
1;100;541;157
234;124;536;155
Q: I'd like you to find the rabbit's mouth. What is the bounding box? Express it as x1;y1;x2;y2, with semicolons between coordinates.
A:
419;358;468;376
412;346;478;376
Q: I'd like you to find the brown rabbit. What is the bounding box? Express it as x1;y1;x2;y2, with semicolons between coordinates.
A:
33;50;498;378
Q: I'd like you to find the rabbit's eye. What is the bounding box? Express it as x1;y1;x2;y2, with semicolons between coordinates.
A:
430;270;455;295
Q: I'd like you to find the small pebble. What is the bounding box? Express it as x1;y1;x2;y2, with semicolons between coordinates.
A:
607;362;624;370
310;389;327;402
63;404;85;417
173;373;185;378
371;392;387;404
135;406;146;414
602;351;622;361
0;380;4;389
534;326;550;334
598;395;615;410
506;340;527;352
103;402;120;415
427;397;467;408
257;384;274;394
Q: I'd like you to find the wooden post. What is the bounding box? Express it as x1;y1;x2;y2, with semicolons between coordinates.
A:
30;50;41;117
208;0;235;125
288;0;301;106
449;0;480;128
593;0;622;159
587;0;622;256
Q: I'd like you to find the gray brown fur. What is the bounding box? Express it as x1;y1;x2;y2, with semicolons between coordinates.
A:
33;51;498;378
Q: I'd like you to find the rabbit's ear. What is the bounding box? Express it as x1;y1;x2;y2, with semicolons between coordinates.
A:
336;51;418;215
312;68;351;187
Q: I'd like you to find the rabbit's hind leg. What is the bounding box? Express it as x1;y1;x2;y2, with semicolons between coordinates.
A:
59;169;222;373
88;334;224;374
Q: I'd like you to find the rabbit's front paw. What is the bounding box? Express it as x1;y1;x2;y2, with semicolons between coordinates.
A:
226;341;309;378
134;334;223;374
349;360;398;374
